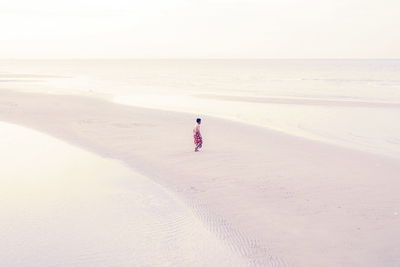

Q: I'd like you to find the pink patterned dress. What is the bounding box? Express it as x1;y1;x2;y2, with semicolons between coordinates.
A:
194;129;202;145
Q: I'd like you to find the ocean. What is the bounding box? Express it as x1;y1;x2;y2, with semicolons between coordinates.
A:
1;59;399;158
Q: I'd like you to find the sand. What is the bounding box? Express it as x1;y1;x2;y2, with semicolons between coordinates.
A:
0;122;248;267
1;89;399;267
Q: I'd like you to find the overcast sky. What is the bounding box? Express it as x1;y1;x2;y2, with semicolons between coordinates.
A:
0;0;399;58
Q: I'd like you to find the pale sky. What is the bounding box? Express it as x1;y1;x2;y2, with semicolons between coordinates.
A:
1;0;399;58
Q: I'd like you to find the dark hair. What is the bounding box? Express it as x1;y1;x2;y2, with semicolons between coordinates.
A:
196;118;201;123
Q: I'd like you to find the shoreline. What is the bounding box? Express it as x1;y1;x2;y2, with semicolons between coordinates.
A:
2;69;400;160
113;93;400;160
1;89;399;266
0;122;248;267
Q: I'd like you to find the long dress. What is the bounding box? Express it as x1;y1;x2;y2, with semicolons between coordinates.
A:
193;128;202;145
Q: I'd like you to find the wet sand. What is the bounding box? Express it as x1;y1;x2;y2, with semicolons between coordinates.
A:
1;89;399;267
0;122;247;267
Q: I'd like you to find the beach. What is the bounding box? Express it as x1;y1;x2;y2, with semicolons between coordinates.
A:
0;121;248;267
2;0;400;261
1;88;399;266
2;59;400;159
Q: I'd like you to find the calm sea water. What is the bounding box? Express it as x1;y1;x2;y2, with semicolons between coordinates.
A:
1;59;400;158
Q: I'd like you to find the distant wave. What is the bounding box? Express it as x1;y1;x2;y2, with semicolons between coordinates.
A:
0;79;45;83
0;73;69;79
301;78;400;83
195;94;400;108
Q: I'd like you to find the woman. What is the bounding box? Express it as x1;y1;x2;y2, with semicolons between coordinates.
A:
193;118;202;152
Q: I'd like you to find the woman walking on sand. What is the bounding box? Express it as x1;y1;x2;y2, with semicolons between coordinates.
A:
193;118;202;152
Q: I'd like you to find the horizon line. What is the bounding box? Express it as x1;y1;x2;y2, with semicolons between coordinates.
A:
1;57;399;60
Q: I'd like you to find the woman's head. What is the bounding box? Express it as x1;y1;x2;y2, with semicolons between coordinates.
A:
196;118;201;124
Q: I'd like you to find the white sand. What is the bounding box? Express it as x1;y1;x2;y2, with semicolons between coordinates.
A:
0;122;248;267
1;89;400;267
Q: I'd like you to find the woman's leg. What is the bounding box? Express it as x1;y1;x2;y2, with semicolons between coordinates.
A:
195;143;201;151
